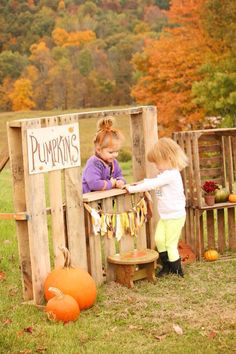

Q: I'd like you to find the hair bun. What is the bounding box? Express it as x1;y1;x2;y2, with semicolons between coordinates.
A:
97;117;114;131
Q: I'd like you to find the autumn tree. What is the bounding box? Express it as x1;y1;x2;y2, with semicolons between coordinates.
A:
131;0;213;135
9;78;35;111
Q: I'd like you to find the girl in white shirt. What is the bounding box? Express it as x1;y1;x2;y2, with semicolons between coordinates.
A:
125;137;188;277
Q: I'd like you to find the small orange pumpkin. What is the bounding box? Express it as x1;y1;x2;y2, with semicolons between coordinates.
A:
45;287;80;323
44;247;96;310
204;249;219;261
228;194;236;203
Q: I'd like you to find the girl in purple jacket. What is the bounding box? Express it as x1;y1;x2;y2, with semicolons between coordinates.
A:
82;117;126;193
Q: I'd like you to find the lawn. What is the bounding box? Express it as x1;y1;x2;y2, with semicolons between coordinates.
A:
1;170;236;353
1;110;236;353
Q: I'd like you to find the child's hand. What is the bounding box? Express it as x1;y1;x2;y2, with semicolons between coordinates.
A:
115;179;125;189
122;184;130;193
110;177;116;188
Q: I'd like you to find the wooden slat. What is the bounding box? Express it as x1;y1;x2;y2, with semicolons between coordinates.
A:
21;120;50;305
222;136;227;186
199;144;221;153
61;115;88;270
200;167;222;178
87;201;103;285
8;106;150;128
102;197;116;282
7;124;33;301
194;209;204;259
0;147;9;172
135;193;147;250
0;212;28;220
228;208;236;250
46;117;66;268
188;208;195;250
118;194;134;254
146;189;158;249
185;134;195;205
199;156;222;167
130;106;158;180
192;133;202;208
224;136;234;192
217;209;226;252
232;139;236;182
83;188;126;202
206;210;215;249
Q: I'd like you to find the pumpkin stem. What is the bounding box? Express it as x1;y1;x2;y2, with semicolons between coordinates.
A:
59;246;72;268
48;287;64;299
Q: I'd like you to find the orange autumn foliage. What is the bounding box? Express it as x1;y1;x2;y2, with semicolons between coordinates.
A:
9;78;35;111
131;0;210;135
52;28;96;48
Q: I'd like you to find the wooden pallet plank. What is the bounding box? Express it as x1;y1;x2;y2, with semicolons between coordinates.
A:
228;207;236;250
118;194;135;254
224;136;234;192
45;117;66;268
217;209;226;252
206;210;215;249
7;124;33;301
102;197;116;282
21;120;50;304
61;115;88;270
192;133;202;208
185;133;195;206
87;201;103;285
195;209;204;259
135;193;147;250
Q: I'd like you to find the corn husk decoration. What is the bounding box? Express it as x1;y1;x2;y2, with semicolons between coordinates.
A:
83;195;150;239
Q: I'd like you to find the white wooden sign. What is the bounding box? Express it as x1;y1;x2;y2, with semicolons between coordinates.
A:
27;123;81;174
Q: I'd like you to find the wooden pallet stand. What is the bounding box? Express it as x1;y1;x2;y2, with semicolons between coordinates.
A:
173;128;236;259
107;249;159;288
5;106;159;304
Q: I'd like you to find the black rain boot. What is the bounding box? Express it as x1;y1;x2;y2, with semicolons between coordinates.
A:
156;251;170;277
169;258;184;277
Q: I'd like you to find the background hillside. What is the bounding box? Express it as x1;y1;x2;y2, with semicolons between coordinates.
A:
0;0;169;110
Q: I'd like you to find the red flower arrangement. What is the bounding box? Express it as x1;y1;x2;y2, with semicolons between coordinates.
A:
202;180;219;195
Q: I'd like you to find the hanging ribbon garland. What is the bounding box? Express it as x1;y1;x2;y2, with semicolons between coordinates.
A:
84;192;152;240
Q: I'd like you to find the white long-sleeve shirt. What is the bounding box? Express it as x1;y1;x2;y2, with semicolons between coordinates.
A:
127;169;186;219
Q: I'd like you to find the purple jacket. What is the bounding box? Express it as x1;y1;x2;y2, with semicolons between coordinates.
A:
82;155;126;193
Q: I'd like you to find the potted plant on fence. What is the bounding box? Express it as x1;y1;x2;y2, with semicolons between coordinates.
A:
202;180;219;206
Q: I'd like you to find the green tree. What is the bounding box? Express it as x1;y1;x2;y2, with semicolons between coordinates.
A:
0;51;28;84
192;0;236;127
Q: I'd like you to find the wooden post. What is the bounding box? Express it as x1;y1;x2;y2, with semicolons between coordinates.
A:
7;124;33;301
130;106;158;249
61;115;88;270
21;120;51;304
45;117;66;268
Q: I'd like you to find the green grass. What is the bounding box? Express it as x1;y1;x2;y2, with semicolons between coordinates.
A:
1;170;236;353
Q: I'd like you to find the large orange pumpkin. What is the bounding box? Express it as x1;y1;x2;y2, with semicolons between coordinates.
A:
45;287;80;323
44;248;96;310
204;249;219;261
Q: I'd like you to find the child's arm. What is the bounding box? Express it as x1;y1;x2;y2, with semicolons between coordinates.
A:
125;176;165;193
84;164;115;191
113;160;126;189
